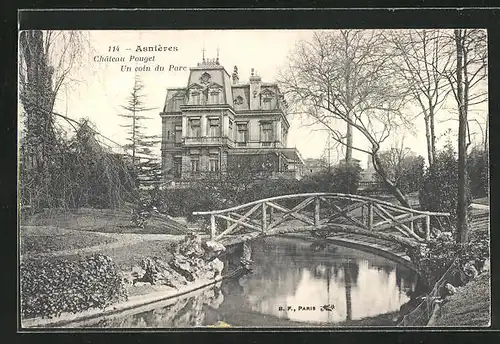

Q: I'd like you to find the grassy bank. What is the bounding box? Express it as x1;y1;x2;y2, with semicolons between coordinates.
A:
21;207;188;235
87;239;178;271
432;271;490;327
20;226;118;255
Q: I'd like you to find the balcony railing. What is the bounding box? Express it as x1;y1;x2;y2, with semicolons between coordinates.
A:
183;136;234;146
235;141;284;148
162;139;284;149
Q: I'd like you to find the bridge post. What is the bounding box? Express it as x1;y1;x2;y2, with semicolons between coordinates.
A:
210;214;216;240
367;203;373;230
262;202;267;233
425;215;431;241
314;197;320;229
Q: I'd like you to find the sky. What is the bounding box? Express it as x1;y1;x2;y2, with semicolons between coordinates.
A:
37;30;488;169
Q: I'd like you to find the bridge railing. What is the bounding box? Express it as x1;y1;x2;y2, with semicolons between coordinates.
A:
192;193;451;242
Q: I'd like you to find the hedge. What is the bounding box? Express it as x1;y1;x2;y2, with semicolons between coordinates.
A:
20;254;128;319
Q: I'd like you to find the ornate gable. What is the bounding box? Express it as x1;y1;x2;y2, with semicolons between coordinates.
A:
188;83;204;90
208;82;223;91
200;72;212;85
260;88;275;98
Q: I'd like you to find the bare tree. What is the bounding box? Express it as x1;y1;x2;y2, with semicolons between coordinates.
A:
387;29;454;167
448;29;488;243
279;30;413;207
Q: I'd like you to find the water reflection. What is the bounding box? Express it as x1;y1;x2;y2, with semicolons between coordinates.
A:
87;236;423;328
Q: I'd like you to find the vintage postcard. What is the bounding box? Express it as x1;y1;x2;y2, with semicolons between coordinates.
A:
18;26;490;329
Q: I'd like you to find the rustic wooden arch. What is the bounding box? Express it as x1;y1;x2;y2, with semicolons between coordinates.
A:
193;193;451;245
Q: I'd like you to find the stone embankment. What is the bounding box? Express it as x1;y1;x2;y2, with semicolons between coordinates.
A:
22;233;239;328
130;233;226;289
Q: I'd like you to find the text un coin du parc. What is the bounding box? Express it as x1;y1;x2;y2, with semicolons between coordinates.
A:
93;45;187;73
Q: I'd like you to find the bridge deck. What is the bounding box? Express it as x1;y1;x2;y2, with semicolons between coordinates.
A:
282;230;414;268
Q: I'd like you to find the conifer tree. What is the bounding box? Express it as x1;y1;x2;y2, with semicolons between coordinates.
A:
119;75;161;189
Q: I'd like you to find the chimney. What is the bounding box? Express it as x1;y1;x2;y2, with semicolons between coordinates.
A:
232;65;239;84
367;154;373;170
249;68;262;110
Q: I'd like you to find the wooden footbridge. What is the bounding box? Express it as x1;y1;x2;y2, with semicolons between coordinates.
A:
193;193;451;249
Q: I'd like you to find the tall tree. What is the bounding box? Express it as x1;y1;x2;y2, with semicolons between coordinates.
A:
120;75;161;189
279;30;413;207
387;29;454;167
448;29;487;243
18;30;90;209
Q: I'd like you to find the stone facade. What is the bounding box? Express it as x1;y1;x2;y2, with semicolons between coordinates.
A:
160;58;304;183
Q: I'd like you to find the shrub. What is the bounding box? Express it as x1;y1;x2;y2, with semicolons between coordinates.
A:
299;171;336;193
408;232;489;288
299;161;362;195
156;186;222;221
154;177;302;221
20;254;127;319
467;147;489;198
419;144;472;224
331;161;362;194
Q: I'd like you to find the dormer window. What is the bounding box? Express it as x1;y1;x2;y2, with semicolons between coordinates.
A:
189;90;201;105
262;97;272;110
209;89;221;104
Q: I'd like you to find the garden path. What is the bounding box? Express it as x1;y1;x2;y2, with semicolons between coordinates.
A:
21;226;191;258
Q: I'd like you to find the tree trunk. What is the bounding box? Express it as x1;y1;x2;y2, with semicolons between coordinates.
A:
484;116;488;152
424;114;433;167
19;30;57;209
455;29;469;244
429;108;437;167
346;117;353;162
372;152;411;208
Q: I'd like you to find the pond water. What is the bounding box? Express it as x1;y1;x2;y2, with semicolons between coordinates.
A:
87;236;425;328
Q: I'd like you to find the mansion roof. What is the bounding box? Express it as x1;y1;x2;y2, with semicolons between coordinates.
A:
162;60;287;114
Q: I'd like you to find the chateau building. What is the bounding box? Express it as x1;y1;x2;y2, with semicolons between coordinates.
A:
160;57;304;183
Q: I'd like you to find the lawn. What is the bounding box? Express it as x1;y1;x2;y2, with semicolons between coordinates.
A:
20;226;118;255
21;207;188;235
433;271;491;327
